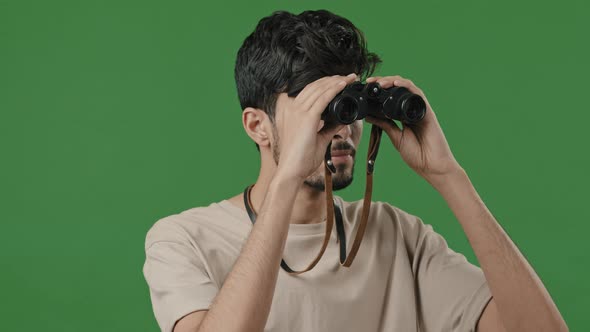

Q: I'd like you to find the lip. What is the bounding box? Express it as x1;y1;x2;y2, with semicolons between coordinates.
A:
331;149;354;157
331;155;352;164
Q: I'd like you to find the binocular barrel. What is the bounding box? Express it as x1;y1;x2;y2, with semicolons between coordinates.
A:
322;82;427;125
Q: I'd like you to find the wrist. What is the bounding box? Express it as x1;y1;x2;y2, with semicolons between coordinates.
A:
270;171;304;190
424;166;468;191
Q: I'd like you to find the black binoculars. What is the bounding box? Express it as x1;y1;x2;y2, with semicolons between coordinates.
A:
321;82;427;125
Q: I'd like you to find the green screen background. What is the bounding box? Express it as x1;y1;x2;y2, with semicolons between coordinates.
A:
1;0;587;330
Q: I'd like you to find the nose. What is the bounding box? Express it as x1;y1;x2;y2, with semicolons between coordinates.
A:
333;123;352;140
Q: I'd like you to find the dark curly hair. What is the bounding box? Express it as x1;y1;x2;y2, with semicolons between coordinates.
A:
234;9;382;150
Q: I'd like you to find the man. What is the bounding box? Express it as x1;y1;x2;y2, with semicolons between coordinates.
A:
142;9;568;332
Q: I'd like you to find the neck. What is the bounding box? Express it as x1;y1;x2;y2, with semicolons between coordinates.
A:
248;161;328;225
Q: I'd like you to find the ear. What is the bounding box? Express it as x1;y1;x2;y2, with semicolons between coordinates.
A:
242;107;272;148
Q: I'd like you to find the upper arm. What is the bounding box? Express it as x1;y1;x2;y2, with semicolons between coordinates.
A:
407;215;493;331
143;240;219;332
173;310;208;332
476;298;507;332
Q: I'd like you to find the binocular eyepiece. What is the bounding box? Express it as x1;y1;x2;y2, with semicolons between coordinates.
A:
322;82;427;125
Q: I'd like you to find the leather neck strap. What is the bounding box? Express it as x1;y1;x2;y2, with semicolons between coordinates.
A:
242;124;382;275
243;184;347;275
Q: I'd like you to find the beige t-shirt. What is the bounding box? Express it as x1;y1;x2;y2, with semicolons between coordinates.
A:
143;195;492;332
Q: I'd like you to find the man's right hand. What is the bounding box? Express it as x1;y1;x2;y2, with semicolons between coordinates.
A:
274;73;358;181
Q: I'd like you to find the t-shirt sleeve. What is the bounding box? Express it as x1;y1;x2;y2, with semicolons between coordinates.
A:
142;221;219;332
406;214;493;332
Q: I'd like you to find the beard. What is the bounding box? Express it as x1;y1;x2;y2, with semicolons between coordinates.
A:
303;161;355;191
271;126;355;192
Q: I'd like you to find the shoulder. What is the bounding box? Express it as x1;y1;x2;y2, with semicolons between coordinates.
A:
144;200;250;252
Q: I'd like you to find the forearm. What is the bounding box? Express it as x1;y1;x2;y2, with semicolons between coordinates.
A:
197;174;301;332
428;168;568;332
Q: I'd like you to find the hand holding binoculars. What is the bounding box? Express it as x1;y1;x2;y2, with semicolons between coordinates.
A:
321;81;427;125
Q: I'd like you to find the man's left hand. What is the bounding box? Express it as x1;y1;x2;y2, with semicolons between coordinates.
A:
364;75;463;183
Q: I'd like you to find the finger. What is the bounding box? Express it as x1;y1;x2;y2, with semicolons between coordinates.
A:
300;74;354;110
307;73;357;115
390;77;425;97
365;76;382;83
295;75;334;103
317;119;325;132
297;73;355;107
375;75;404;89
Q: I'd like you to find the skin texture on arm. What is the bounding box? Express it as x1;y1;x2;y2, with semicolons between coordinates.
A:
365;75;568;332
172;74;358;332
431;168;567;332
188;174;303;332
476;298;505;332
174;310;207;332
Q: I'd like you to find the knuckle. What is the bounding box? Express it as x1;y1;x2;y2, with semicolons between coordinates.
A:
293;99;305;109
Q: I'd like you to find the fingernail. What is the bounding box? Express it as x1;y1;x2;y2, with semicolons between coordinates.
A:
347;73;357;78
